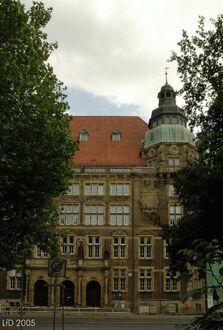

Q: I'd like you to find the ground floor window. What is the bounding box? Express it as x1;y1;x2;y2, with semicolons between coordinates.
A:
165;269;178;291
139;268;153;291
113;269;126;291
8;270;22;290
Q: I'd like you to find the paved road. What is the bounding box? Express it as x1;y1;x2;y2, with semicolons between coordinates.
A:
0;314;195;330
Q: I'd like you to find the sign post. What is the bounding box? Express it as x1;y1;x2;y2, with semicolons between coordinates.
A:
48;260;66;330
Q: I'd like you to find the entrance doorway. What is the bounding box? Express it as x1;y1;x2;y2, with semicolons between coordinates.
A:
60;280;74;306
86;281;101;307
34;280;48;306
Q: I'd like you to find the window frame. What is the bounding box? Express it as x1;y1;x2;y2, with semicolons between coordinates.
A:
84;183;104;196
113;236;127;259
110;183;130;196
139;268;153;292
87;236;101;259
112;131;121;142
67;182;80;195
113;268;127;292
168;184;177;196
84;204;105;225
8;270;22;290
164;268;179;292
139;236;153;259
110;204;130;226
163;239;169;259
79;130;88;142
60;235;75;255
169;204;183;225
168;158;180;167
35;246;48;258
59;204;80;226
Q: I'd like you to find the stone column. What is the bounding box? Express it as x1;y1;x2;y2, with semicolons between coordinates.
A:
49;277;54;307
104;270;109;306
77;270;83;306
25;270;30;304
28;279;33;306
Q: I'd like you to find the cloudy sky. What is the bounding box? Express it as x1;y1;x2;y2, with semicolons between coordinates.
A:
22;0;222;123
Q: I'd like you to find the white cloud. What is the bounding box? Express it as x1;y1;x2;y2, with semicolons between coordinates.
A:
22;0;223;120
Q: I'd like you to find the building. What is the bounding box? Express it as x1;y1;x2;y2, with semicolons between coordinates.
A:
2;81;205;314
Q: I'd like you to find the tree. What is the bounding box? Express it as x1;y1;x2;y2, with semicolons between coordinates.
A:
162;14;223;327
171;15;223;129
163;13;223;269
0;0;77;269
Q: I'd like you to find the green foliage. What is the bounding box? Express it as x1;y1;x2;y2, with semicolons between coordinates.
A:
178;303;223;330
0;0;77;268
170;15;223;129
163;14;223;328
163;13;223;270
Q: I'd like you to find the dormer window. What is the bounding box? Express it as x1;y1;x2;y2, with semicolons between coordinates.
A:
112;130;121;142
79;129;88;142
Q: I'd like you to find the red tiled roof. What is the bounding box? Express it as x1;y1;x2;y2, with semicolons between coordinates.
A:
70;116;148;166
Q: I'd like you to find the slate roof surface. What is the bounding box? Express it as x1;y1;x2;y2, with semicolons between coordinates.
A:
70;116;148;166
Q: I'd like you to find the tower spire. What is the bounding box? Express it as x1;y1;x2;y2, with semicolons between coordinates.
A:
165;67;169;84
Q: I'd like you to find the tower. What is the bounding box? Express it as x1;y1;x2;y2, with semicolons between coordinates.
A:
143;81;197;170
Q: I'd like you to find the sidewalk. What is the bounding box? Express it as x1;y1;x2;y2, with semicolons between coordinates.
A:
2;307;199;318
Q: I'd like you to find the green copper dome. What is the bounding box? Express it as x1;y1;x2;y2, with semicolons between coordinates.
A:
144;124;195;149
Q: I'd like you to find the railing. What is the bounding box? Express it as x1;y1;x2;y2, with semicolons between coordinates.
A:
0;306;130;315
84;168;106;174
110;168;131;174
72;166;183;175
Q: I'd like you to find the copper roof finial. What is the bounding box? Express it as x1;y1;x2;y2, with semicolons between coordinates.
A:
165;67;169;84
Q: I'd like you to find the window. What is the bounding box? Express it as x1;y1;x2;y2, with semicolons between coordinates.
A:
139;236;152;259
163;239;169;259
85;183;104;196
60;236;75;255
168;158;180;166
165;269;178;291
148;160;157;167
110;205;130;226
139;269;153;291
84;204;104;225
35;246;48;258
67;183;80;195
8;270;22;290
79;129;88;141
168;184;177;196
87;236;101;258
113;237;126;258
172;116;177;124
193;271;203;289
110;183;130;196
113;269;126;291
169;204;183;225
59;204;79;225
112;130;121;142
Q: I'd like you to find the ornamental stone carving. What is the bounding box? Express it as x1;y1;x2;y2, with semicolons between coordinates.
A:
169;145;179;155
139;181;158;213
147;148;156;158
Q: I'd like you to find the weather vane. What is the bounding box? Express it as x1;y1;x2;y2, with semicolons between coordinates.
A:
165;67;169;84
